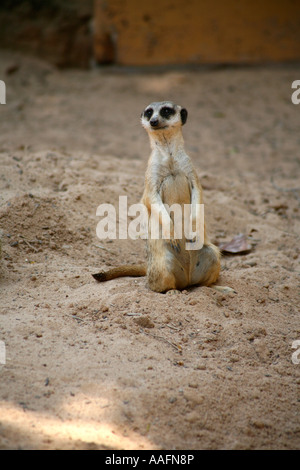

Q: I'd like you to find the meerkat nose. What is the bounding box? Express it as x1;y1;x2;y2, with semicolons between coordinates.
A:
150;118;159;127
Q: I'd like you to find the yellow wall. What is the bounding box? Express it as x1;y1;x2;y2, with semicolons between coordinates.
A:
94;0;300;66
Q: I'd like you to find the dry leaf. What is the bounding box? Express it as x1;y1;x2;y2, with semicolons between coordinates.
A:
219;233;252;254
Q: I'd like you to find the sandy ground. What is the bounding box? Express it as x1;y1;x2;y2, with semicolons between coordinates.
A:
0;50;299;450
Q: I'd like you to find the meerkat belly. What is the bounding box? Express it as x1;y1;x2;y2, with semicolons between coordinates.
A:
161;172;191;207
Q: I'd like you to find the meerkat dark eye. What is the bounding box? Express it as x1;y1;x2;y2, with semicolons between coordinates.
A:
160;106;175;119
144;108;153;120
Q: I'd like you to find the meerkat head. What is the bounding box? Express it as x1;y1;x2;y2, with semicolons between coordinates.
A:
141;101;188;134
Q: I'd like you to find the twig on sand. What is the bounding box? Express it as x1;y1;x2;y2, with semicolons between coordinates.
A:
23;239;39;252
93;244;116;254
140;328;182;352
271;176;300;201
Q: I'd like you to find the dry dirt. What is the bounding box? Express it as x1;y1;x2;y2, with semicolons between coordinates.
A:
0;50;299;450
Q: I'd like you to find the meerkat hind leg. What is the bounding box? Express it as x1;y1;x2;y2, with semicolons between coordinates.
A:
190;244;220;287
147;241;189;292
147;265;177;293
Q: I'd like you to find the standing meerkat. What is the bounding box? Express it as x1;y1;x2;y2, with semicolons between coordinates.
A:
92;101;221;293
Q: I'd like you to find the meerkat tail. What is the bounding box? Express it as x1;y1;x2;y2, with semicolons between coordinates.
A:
92;264;147;282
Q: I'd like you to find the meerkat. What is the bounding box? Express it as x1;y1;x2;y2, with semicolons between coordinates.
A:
92;101;221;293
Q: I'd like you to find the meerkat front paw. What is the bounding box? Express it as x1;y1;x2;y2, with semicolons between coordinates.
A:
167;238;181;253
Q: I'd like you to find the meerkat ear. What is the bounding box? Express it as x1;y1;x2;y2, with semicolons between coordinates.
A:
180;108;188;125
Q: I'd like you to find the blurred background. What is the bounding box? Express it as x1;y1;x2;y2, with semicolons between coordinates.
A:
0;0;299;69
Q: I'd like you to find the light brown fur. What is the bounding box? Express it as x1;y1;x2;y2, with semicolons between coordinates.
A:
93;101;220;292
